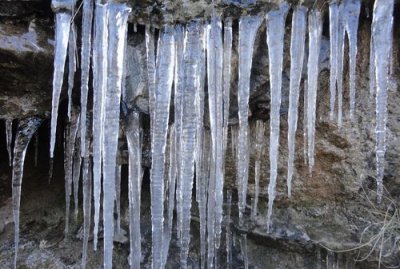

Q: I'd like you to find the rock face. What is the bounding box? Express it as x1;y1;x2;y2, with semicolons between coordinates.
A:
0;1;400;269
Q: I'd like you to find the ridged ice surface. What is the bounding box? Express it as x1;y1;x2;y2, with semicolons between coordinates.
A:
237;15;262;227
306;10;322;173
102;4;130;269
265;2;289;232
287;6;307;198
150;26;175;269
372;0;394;203
12;117;42;269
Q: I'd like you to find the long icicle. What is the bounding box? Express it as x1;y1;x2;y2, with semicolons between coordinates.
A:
50;9;72;159
237;15;262;228
80;0;94;157
82;157;92;269
150;26;175;269
126;112;143;269
343;0;361;121
336;3;345;128
287;6;307;197
67;23;77;120
306;9;322;173
266;2;289;233
329;1;339;120
92;1;108;251
103;4;130;269
12;117;43;269
372;0;394;203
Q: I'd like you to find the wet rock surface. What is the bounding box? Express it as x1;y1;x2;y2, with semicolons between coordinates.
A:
0;1;400;269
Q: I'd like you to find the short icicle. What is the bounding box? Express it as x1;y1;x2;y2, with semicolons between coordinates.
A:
150;26;175;269
102;4;130;269
287;6;307;197
12;117;43;269
306;9;323;173
92;1;108;251
237;15;262;228
265;2;289;232
372;0;394;203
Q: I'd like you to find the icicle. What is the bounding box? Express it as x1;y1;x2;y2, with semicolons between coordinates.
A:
179;21;203;269
115;164;122;234
265;2;289;232
80;0;94;157
126;112;143;269
73;138;82;221
240;234;249;269
287;6;307;197
343;0;361;121
329;2;339;120
223;18;233;157
336;4;345;128
174;24;185;241
306;9;322;173
369;36;376;99
102;4;130;269
81;157;92;269
372;0;394;203
67;24;77;120
12;117;43;269
303;80;308;165
237;15;262;228
92;1;108;251
64;110;80;234
226;190;232;269
252;120;265;221
6;119;13;166
145;25;156;131
50;7;73;159
150;25;175;269
207;16;225;251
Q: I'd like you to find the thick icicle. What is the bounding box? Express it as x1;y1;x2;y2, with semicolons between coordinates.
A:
125;112;142;269
265;2;289;232
67;24;77;120
50;6;72;159
150;26;175;269
102;4;130;269
336;4;345;128
80;0;94;157
145;25;156;130
6;119;13;166
179;21;203;269
64;110;80;234
223;18;233;157
174;24;185;241
329;2;339;120
92;1;108;251
372;0;394;203
252;120;265;221
306;9;322;173
237;15;262;228
207;16;225;252
81;157;92;269
287;6;307;197
343;0;361;121
12;117;43;268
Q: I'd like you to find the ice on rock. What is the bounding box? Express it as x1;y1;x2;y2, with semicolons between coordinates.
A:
150;25;175;269
125;112;143;269
92;1;108;251
102;4;130;269
12;117;43;269
64;110;80;234
50;11;72;159
372;0;394;203
306;9;322;173
343;0;361;121
287;6;307;197
265;2;289;232
6;119;13;166
237;15;262;227
80;0;94;158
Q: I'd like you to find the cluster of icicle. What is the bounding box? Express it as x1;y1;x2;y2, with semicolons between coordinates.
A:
7;0;395;268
